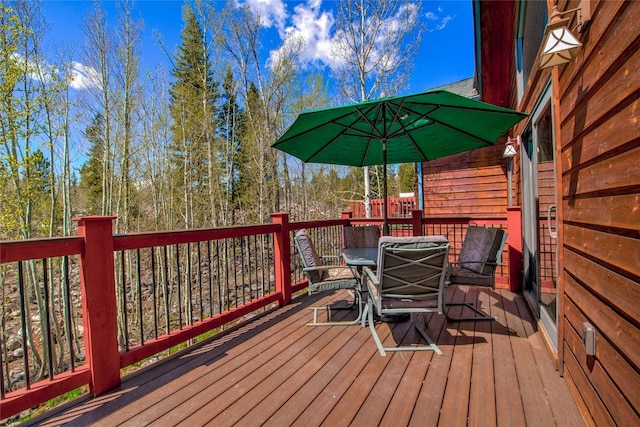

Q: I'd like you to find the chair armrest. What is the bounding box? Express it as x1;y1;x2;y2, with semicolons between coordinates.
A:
303;264;353;273
302;265;357;282
450;260;503;267
363;266;378;286
362;266;381;315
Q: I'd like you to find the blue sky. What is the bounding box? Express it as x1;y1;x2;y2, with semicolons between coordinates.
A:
41;0;475;94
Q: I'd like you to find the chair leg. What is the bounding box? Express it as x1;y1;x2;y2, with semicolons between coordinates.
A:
411;313;443;355
307;290;363;326
367;301;387;356
367;308;443;356
361;301;369;328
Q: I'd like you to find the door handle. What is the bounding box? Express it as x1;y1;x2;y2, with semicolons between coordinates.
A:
547;205;557;239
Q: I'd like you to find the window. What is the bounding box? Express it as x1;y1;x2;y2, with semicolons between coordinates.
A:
516;0;547;99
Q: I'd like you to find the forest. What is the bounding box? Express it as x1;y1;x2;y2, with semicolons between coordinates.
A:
1;0;422;405
1;0;421;241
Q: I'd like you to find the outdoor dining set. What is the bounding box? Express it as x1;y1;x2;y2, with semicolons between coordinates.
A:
293;224;507;356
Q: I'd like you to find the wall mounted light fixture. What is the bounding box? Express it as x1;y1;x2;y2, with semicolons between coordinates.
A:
503;138;518;158
504;136;520;207
539;0;591;69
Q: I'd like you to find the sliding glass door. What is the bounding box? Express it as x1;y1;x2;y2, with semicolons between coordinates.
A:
521;85;558;350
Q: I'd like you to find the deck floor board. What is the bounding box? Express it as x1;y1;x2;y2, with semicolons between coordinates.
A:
26;288;585;427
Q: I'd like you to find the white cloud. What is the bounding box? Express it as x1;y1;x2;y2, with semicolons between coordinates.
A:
69;62;101;91
437;15;454;31
425;11;438;21
239;0;288;35
250;0;427;74
10;52;100;91
424;8;455;31
266;0;335;70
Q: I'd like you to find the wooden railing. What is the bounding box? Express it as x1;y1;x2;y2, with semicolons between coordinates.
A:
0;209;522;420
349;197;416;219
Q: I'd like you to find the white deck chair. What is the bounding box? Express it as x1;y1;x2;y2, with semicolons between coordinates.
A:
363;236;449;356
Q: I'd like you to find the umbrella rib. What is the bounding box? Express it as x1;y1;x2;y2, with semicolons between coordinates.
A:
384;103;437;161
306;103;382;165
275;105;380;148
390;104;498;146
386;103;438;138
354;104;386;139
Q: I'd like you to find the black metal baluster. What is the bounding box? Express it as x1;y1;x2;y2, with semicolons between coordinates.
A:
259;235;266;296
207;240;213;317
17;262;30;390
163;245;170;335
269;234;274;293
216;240;222;314
197;242;203;320
62;256;75;372
175;244;182;329
232;239;238;308
136;249;144;345
240;236;247;303
224;239;231;310
120;251;129;351
185;243;192;326
151;247;158;339
248;235;255;299
41;259;54;381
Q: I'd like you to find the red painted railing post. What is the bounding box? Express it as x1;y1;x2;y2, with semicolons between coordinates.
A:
271;212;292;306
507;207;523;292
74;216;120;396
411;210;423;236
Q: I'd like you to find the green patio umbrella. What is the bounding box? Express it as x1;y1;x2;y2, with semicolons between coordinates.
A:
272;90;527;233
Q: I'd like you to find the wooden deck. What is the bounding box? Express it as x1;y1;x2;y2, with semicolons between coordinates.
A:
26;287;584;426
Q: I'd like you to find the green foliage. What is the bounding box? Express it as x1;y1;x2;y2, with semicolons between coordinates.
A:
398;163;416;193
79;114;106;215
0;1;420;237
217;66;248;224
0;3;59;238
168;4;220;228
15;386;87;422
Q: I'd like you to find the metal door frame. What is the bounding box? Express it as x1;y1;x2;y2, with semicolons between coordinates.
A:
521;83;558;350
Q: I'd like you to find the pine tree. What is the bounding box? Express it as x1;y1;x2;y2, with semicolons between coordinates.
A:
217;66;246;225
79;114;106;215
169;5;218;228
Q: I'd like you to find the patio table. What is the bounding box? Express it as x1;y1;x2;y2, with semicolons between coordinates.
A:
343;236;450;324
341;247;378;268
342;246;412;323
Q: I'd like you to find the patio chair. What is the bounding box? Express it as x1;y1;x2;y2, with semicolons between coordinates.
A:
294;229;362;326
445;226;507;321
343;225;380;249
343;224;380;277
363;236;450;356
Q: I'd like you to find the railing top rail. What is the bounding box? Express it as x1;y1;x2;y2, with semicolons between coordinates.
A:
290;219;348;231
0;236;84;263
346;216;508;224
113;223;280;251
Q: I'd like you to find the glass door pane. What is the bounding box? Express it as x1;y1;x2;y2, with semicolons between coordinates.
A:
521;86;558;350
535;104;558;338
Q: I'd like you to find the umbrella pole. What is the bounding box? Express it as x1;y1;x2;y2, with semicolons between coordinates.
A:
382;140;390;236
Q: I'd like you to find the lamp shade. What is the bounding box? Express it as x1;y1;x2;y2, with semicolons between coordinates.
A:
539;18;582;69
503;143;517;158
